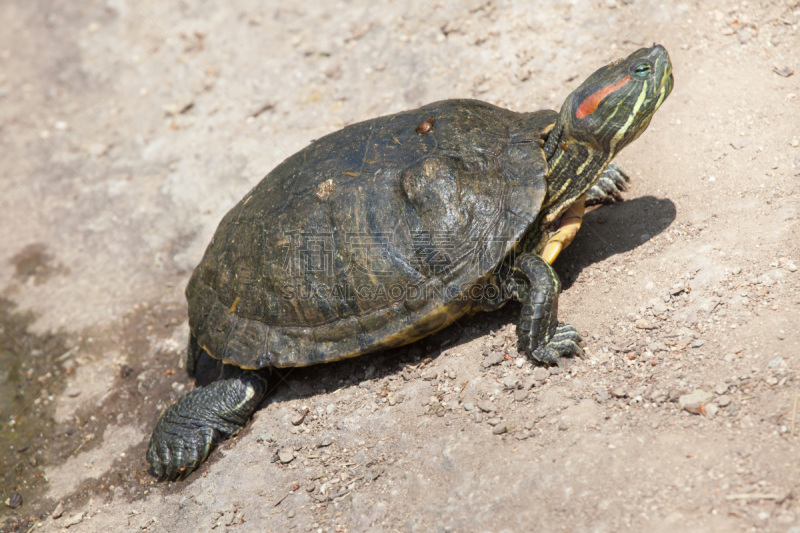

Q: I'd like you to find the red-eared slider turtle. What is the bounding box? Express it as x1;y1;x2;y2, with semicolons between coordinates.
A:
148;45;673;479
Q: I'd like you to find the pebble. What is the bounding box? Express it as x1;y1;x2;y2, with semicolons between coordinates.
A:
291;412;307;426
482;352;505;368
318;436;333;447
64;513;85;528
766;376;779;386
87;142;109;157
610;387;627;398
503;376;519;389
52;501;64;519
533;367;549;381
421;369;438;380
679;390;713;414
649;298;667;315
549;366;561;376
463;402;474;411
717;395;731;407
514;389;529;402
690;339;706;348
326;403;335;415
492;424;508;435
476;400;495;413
768;357;784;368
557;421;569;431
278;449;295;464
487;417;501;426
714;383;729;395
704;403;719;418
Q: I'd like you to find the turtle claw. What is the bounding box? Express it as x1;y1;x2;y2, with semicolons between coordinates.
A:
585;162;629;206
532;324;585;366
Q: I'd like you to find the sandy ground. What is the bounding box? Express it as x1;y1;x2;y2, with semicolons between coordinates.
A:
2;0;800;532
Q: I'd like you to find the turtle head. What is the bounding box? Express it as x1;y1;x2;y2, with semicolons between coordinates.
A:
540;45;672;218
556;45;673;157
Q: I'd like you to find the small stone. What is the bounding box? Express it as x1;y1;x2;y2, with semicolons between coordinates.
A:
64;513;85;528
679;390;713;413
421;369;438;380
714;383;729;395
635;319;655;330
704;403;719;418
278;449;295;464
52;501;64;519
388;397;397;406
318;436;333;447
737;28;752;44
476;401;495;413
549;366;561;376
766;376;779;386
557;421;569;431
482;352;505;368
325;403;335;415
533;367;549;382
291;411;307;426
690;339;706;348
717;395;731;407
649;298;667;315
87;142;109;157
492;424;508;435
610;387;627;398
287;510;296;519
514;389;529;402
487;417;501;426
768;357;784;368
503;376;519;390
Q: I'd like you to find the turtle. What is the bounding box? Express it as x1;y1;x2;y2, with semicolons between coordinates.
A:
147;45;673;480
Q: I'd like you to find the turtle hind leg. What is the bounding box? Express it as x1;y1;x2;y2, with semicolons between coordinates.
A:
585;162;629;206
506;252;584;367
147;370;269;480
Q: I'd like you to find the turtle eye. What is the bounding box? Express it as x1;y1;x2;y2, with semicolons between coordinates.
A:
634;64;652;78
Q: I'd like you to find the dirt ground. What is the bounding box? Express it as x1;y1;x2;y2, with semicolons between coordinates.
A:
2;0;799;531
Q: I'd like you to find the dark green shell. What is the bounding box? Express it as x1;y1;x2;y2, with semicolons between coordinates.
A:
187;99;555;368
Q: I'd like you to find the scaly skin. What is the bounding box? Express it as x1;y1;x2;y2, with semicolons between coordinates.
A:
147;369;268;480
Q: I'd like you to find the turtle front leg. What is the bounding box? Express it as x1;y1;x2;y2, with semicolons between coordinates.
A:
506;253;583;366
147;369;268;480
540;194;586;265
585;162;629;206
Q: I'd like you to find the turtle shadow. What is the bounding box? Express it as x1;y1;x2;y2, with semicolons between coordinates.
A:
193;196;676;433
554;195;676;291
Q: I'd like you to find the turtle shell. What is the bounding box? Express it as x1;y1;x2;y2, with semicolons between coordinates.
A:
187;99;555;368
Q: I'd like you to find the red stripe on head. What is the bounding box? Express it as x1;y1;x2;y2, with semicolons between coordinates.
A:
575;76;631;119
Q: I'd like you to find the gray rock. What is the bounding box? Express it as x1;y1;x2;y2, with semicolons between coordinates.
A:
64;513;85;528
319;436;333;447
492;424;508;435
514;389;529;402
476;400;495;413
717;395;731;407
463;402;475;411
487;417;501;426
533;367;549;381
690;339;706;348
278;448;295;464
482;352;505;368
679;390;713;412
503;376;519;389
768;357;784;368
714;383;729;395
